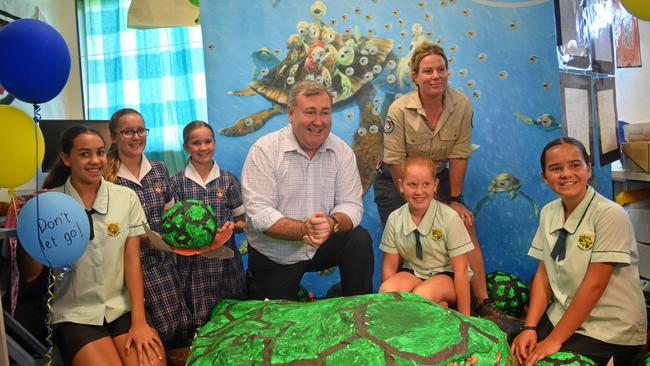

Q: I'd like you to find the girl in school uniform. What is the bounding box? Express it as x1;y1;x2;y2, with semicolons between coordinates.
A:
34;126;165;365
105;108;192;348
379;156;473;316
169;120;246;333
511;137;646;365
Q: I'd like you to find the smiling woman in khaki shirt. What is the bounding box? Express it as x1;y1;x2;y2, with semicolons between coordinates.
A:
375;40;496;315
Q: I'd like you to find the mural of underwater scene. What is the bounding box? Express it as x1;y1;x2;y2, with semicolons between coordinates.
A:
202;0;563;294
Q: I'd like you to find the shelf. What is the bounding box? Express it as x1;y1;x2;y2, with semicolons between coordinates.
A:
611;161;650;183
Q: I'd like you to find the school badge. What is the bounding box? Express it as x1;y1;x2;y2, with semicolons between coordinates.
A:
383;117;394;134
216;187;225;200
107;223;120;237
577;233;594;251
153;182;163;195
431;228;443;241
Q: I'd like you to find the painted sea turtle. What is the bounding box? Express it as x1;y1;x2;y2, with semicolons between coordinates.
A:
221;0;414;192
514;112;561;131
473;173;538;218
186;292;516;365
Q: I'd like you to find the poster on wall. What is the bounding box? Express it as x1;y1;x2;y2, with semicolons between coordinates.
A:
613;0;642;68
591;19;615;75
560;72;593;158
594;77;620;166
554;0;591;70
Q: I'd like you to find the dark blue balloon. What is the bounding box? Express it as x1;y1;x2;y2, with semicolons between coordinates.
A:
0;18;71;104
17;192;90;268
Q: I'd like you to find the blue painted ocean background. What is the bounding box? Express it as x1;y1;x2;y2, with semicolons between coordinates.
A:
201;0;612;296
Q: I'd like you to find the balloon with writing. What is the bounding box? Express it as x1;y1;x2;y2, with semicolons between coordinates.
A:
17;192;90;268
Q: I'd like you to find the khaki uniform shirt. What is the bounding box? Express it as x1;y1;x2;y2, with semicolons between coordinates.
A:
383;87;473;171
529;187;646;345
380;200;473;279
51;178;146;325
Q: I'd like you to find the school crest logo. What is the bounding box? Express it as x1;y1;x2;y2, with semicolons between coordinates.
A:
431;228;443;241
577;233;594;251
153;182;163;194
383;117;394;134
216;187;225;200
107;223;120;237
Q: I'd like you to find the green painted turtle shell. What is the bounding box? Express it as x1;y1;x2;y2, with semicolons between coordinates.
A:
186;292;515;365
161;199;217;249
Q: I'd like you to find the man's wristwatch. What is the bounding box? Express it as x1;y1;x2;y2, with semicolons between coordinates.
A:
449;194;464;204
330;216;340;234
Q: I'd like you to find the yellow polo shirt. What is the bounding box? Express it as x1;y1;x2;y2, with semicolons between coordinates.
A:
51;177;146;325
529;186;646;345
383;87;473;171
380;200;474;279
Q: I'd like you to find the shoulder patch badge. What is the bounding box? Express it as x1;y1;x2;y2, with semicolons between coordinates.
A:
577;233;594;251
383;117;395;134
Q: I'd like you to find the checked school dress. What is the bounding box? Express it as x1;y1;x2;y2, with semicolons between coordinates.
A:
115;157;191;345
169;161;246;332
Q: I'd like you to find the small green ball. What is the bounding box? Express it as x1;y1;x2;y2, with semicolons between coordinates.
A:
161;200;217;249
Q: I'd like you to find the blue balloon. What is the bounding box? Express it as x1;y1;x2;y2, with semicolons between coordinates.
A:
17;192;90;268
0;19;71;104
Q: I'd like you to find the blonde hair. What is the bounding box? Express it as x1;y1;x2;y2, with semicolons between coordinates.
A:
402;156;437;180
409;40;448;81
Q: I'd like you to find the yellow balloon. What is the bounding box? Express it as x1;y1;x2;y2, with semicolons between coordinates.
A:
0;105;45;188
621;0;650;21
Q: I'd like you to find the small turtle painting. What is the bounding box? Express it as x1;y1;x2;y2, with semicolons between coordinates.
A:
474;173;538;218
221;0;415;193
514;112;561;131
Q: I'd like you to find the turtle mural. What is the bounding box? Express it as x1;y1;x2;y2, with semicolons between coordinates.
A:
186;292;516;365
220;0;416;192
514;112;561;132
473;173;538;218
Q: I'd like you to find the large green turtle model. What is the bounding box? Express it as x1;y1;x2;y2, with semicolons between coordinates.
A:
221;0;415;192
473;173;538;218
186;292;516;365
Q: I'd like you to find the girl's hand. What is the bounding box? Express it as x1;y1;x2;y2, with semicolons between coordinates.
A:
219;221;235;232
124;321;164;366
523;338;561;366
510;329;537;365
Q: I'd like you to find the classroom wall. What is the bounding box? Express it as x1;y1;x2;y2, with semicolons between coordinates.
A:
616;20;650;124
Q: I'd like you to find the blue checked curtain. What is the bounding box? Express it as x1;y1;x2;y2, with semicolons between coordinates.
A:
77;0;207;173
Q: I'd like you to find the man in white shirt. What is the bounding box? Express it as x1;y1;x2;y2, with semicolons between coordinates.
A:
242;80;374;300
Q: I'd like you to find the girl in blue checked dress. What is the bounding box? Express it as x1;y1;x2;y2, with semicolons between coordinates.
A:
105;108;192;347
169;120;246;333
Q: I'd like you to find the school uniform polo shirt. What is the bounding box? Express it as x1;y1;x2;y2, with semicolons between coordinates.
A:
50;178;147;325
529;186;646;345
380;200;474;279
383;86;473;172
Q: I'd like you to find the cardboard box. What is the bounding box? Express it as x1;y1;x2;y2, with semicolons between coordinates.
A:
638;241;650;280
630;208;650;244
622;141;650;173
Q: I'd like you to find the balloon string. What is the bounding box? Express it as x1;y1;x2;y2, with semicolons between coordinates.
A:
44;269;55;366
32;104;52;267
